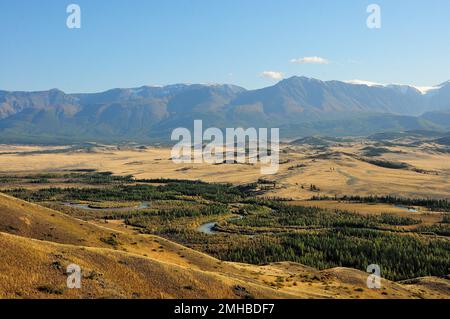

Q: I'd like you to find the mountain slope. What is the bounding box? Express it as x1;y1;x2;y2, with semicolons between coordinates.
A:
428;81;450;111
1;77;449;143
0;231;291;299
227;77;427;124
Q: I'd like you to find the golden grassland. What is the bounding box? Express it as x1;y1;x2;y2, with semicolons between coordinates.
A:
0;231;290;299
0;141;449;200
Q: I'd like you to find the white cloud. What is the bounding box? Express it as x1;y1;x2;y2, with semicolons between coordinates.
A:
260;71;284;80
290;56;329;64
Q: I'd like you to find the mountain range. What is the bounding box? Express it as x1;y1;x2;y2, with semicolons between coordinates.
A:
1;76;450;144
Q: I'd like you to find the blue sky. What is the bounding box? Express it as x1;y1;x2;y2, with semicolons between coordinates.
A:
0;0;449;92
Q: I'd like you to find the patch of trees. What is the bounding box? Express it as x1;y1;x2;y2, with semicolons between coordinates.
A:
311;195;450;212
5;179;250;204
232;203;420;229
65;171;134;184
0;171;134;185
360;158;409;169
376;213;421;226
211;229;450;281
442;214;450;224
125;204;228;228
362;146;403;157
157;181;246;203
414;225;450;237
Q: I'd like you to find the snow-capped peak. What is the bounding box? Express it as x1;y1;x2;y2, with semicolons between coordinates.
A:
345;79;447;95
345;79;384;87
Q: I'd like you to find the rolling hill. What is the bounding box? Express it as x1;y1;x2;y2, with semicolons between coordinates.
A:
0;192;448;299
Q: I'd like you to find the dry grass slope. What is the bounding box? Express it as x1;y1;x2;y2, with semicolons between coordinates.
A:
0;190;449;299
0;232;291;299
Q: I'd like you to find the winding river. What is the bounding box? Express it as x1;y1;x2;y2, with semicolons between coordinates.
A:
66;201;243;235
197;215;243;235
196;222;218;234
64;202;150;211
394;205;419;213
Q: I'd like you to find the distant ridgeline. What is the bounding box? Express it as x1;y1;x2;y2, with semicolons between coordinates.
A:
1;77;450;143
